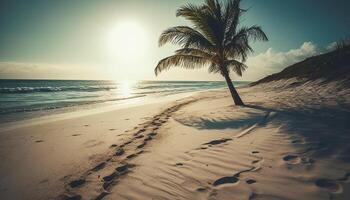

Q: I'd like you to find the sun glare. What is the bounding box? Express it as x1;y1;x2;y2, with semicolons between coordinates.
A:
118;80;137;97
107;21;148;61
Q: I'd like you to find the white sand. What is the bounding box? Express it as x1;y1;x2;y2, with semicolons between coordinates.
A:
0;80;349;200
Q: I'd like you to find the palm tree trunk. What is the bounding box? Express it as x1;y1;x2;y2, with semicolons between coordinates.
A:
223;73;244;106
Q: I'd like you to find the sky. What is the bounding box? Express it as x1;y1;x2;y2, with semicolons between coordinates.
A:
0;0;349;81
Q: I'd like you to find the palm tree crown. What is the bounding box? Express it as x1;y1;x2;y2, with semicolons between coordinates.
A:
155;0;268;105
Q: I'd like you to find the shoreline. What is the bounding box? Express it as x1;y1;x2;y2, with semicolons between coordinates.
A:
0;88;223;132
1;80;249;127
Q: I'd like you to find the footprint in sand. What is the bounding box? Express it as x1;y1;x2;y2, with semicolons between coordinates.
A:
91;162;106;172
60;194;82;200
152;122;162;126
102;164;134;190
315;179;342;193
213;166;257;187
69;179;86;188
149;132;157;136
103;171;119;182
203;138;232;146
196;187;207;192
283;154;301;165
137;141;147;149
246;179;257;184
126;153;136;159
125;151;143;160
115;148;125;156
135;129;146;135
213;175;239;186
120;141;132;148
135;135;144;139
116;163;134;173
251;158;263;164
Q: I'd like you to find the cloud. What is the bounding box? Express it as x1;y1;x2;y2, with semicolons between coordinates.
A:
242;41;322;80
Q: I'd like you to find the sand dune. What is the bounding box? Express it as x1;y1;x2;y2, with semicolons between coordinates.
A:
0;79;349;200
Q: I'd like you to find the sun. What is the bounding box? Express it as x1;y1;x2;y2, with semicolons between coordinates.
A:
107;21;148;61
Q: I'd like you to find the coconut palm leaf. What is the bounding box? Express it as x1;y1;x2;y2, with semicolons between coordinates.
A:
176;4;219;45
159;26;214;51
208;63;221;74
155;55;211;75
225;59;247;76
175;48;214;58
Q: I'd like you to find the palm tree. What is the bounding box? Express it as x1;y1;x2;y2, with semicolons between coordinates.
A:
154;0;268;105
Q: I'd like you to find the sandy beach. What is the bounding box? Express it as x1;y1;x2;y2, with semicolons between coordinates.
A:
0;79;349;200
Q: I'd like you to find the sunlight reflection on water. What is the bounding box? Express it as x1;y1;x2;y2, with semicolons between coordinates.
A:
117;80;138;98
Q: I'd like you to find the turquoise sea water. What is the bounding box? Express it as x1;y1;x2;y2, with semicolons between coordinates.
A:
0;80;249;124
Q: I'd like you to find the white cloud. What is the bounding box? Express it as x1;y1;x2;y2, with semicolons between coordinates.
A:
242;42;321;81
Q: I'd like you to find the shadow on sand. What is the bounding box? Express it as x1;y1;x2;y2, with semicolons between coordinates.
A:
246;102;350;163
176;101;350;163
175;109;268;130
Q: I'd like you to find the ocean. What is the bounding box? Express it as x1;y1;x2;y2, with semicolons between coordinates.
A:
0;80;249;124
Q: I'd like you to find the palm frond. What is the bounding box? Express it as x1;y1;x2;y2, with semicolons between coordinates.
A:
175;48;214;58
224;59;247;76
203;0;226;46
242;25;268;42
227;25;268;46
225;40;252;62
208;63;221;74
158;26;214;51
204;0;222;20
223;0;245;40
225;25;267;61
176;3;219;46
155;55;211;76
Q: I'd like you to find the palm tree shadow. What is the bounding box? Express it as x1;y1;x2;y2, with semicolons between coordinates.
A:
175;110;268;130
245;102;350;163
244;104;277;113
176;100;350;162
